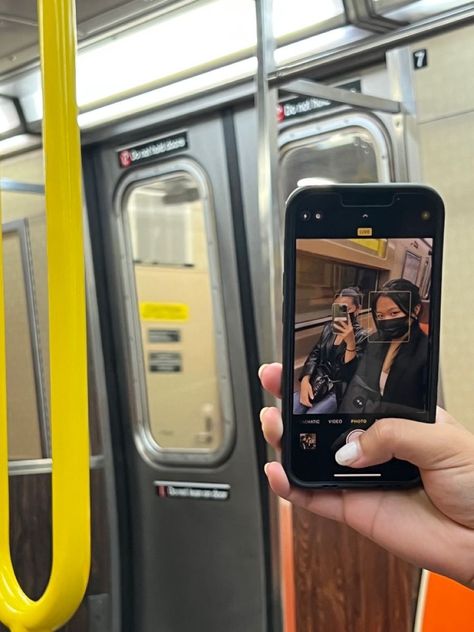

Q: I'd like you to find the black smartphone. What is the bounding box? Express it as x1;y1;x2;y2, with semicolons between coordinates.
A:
282;184;444;488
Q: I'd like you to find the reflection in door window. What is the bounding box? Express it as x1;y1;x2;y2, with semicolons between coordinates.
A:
296;252;378;323
128;180;193;266
125;172;224;452
281;126;381;199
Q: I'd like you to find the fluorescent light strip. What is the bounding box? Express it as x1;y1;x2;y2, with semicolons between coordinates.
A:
14;2;357;130
79;23;369;130
76;0;344;108
77;0;256;106
78;57;257;129
15;1;353;129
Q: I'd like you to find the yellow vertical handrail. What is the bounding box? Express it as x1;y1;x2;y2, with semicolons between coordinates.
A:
0;1;90;631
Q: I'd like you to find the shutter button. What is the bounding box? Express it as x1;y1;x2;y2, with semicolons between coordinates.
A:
346;429;365;443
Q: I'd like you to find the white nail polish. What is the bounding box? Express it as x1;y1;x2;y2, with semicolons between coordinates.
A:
258;363;269;379
335;440;361;466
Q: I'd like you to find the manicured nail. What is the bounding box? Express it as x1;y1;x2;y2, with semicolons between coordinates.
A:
258;363;269;379
335;439;361;466
259;407;270;422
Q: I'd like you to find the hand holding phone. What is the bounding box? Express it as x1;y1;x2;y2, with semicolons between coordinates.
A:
260;364;474;589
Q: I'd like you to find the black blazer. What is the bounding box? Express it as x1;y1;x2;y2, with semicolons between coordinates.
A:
340;323;429;416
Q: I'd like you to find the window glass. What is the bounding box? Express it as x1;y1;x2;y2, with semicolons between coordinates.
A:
125;172;225;452
281;126;380;200
1;149;105;460
1;151;51;460
3;226;44;459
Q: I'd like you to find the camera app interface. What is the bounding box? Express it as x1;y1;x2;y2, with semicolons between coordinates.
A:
293;237;433;418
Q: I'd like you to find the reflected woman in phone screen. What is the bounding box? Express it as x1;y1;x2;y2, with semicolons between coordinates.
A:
340;279;428;415
293;287;368;414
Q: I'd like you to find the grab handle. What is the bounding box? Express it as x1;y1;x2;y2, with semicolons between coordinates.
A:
0;1;90;630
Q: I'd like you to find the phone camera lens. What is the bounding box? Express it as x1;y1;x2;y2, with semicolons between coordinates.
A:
300;211;311;221
421;211;431;220
315;211;323;220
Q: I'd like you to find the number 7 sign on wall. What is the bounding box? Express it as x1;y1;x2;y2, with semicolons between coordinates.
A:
413;48;428;69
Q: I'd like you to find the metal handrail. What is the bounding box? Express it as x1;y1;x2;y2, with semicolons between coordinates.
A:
0;1;90;630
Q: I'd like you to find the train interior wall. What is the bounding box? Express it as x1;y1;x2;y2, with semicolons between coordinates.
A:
403;22;474;432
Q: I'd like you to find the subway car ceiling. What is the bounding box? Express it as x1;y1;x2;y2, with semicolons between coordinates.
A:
0;0;473;148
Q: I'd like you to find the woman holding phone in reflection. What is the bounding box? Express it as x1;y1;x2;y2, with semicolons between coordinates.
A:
294;287;368;414
341;278;428;415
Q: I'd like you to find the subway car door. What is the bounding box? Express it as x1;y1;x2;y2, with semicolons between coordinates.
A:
83;114;274;632
235;97;421;632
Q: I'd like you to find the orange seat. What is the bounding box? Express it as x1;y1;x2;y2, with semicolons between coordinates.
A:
422;572;474;631
420;322;429;335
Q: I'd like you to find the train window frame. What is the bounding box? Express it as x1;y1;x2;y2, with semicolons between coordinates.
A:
0;167;111;476
2;219;50;460
114;158;235;467
278;111;393;206
280;111;395;370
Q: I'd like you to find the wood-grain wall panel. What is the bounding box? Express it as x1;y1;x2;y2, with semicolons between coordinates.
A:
293;507;420;632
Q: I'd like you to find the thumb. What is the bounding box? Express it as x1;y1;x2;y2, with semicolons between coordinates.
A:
334;416;465;470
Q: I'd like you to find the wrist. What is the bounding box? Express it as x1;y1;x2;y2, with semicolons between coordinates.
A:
345;333;356;348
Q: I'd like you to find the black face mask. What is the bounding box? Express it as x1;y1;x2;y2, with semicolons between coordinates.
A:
376;316;410;340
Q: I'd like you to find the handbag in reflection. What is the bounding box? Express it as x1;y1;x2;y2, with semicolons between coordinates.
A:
309;366;334;403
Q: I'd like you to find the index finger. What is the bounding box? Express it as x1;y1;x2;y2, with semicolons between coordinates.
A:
259;362;282;399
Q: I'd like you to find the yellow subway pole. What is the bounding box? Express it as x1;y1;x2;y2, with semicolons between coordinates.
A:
0;1;90;630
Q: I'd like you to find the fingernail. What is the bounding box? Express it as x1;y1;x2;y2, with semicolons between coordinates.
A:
258;363;269;379
259;407;269;422
335;439;361;466
264;463;270;476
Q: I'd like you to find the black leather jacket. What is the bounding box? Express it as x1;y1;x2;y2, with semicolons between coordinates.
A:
300;321;368;401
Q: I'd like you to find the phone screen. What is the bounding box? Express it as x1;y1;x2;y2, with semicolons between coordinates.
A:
283;186;444;487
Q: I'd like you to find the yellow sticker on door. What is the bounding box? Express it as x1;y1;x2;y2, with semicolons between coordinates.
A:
140;302;189;321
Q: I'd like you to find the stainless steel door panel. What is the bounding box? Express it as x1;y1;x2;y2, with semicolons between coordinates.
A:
84;115;271;632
